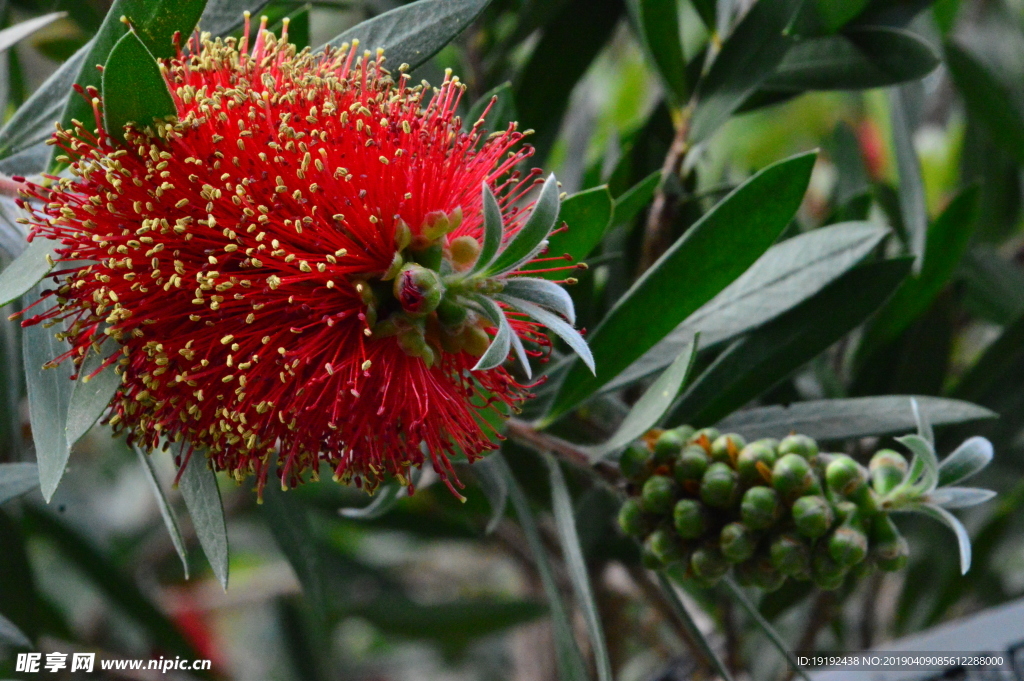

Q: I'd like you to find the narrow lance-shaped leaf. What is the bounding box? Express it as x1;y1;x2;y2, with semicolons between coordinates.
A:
896;434;939;493
501;277;576;324
722;577;811;681
0;611;32;648
488;173;561;275
544;452;613;681
911;397;934;446
470;294;514;373
495;294;594;374
135;447;189;578
66;345;120;448
611;171;660;227
627;0;689;107
590;336;698;458
0;238;57;309
0;463;39;505
657;573;734;681
937;436;993;487
0;13;66;54
927;487;997;510
890;83;927;274
176;445;229;590
473;183;504;275
905;503;973;574
102;29;177;142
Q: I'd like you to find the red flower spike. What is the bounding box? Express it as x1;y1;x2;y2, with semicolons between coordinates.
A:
18;25;592;498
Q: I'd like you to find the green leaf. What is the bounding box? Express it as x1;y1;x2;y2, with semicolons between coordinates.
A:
627;0;689;106
497;450;589;680
668;259;912;426
715;395;996;441
927;487;996;509
604;221;889;393
501;278;575;324
945;40;1024;165
200;0;272;37
23;287;75;503
0;13;66;54
590;337;698;458
544;452;612;681
896;433;939;493
937;437;993;488
858;187;978;361
890;83;927;274
722;577;811;681
496;295;594;374
548;151;816;422
65;345;119;449
0;239;57;308
0;611;31;648
489;174;561;275
656;572;734;681
339;470;421;520
474;183;504;275
690;0;803;143
102;30;177;142
813;0;870;32
135;447;189;579
55;0;208;168
904;503;972;574
611;171;661;227
471;294;515;373
762;27;939;91
540;186;613;279
953;308;1024;402
466;82;517;134
960;247;1024;325
0;463;39;505
321;0;491;70
176;446;229;590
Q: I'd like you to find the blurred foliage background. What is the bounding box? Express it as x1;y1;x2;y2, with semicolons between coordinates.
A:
2;0;1024;680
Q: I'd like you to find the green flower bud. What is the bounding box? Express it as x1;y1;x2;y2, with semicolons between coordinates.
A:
449;235;481;271
869;449;909;495
654;429;686;464
673;498;706;539
674;445;710;483
737;442;778;486
740;486;781;530
641;536;664;570
720;522;756;563
737;555;786;591
648;528;686;564
641;475;677;515
778;434;819;459
753;438;780;452
617;498;648;537
394;263;445;315
826;455;868;497
672;425;696;442
772;453;821;502
791;495;834;538
829;526;869;567
619;443;652;481
812;543;847;590
689;427;720;451
871;514;909;572
435;294;469;327
700;462;739;508
691;546;729;583
710;433;746;464
770;533;812;577
734;559;760;587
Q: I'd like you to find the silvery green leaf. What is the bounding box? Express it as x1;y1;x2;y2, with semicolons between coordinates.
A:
590;336;698;459
487;174;561;275
937;436;994;487
501;277;576;324
495;294;595;374
66;345;120;448
472;454;508;534
340;466;423;519
896;433;939;493
0;13;65;54
911;397;934;446
176;445;229;591
0;462;39;505
927;487;997;509
135;447;189;579
509;327;532;379
543;452;613;681
0;238;57;308
904;502;973;574
0;611;31;648
473;183;504;275
470;295;513;372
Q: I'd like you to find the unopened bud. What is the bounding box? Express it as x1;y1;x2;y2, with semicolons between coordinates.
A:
648;527;686;564
620;443;653;481
421;210;452;240
791;495;834;538
654;429;686;464
641;475;677;515
617;498;648;537
829;526;868;567
674;445;710;483
673;498;706;539
772;453;820;502
689;427;720;452
394;264;444;315
812;543;847;590
779;433;819;459
741;485;781;530
711;433;746;464
871;514;909;571
394;218;412;250
770;533;811;577
691;546;729;584
737;441;778;486
461;324;491;357
449;234;481;271
396;327;435;366
870;449;908;495
435;294;469;327
720;522;756;563
826;455;868;498
700;462;739;508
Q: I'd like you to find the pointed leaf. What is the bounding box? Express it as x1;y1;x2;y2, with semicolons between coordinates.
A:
176;446;229;590
0;238;57;308
927;487;997;510
473;183;504;275
906;503;973;574
627;0;689;106
540;186;614;279
544;452;613;681
896;434;939;493
657;573;734;681
591;336;698;458
102;30;177;142
24;288;74;503
722;577;811;681
890;83;927;274
611;171;661;227
321;0;492;71
0;611;31;648
496;450;589;680
501;277;576;324
938;436;994;487
911;397;934;446
470;295;513;372
472;454;508;534
200;0;272;37
135;447;189;579
0;463;39;505
496;294;594;374
66;347;120;448
0;13;66;54
549;151;817;421
488;174;561;275
509;328;532;379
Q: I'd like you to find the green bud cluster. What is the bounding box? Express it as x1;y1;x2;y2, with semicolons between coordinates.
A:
618;428;912;591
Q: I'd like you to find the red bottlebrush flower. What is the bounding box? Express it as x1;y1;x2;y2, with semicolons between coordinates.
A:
17;21;593;497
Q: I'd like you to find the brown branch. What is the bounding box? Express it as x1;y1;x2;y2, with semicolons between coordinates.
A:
504;417;622;485
639;109;692;272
